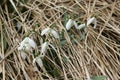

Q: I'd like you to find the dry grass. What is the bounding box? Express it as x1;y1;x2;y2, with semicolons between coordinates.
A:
0;0;120;80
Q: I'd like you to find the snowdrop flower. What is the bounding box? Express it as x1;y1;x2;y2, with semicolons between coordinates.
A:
41;28;50;36
41;42;56;57
18;37;36;51
20;51;27;59
41;42;48;54
50;29;60;38
66;17;97;30
66;19;78;30
87;17;97;28
33;57;43;67
41;28;59;38
66;19;74;30
66;19;85;30
18;37;36;59
77;17;97;29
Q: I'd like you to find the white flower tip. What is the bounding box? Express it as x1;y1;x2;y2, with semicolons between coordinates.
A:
41;42;48;54
41;28;50;36
87;17;97;28
76;23;85;30
33;58;36;65
28;38;36;49
73;21;78;29
66;19;74;30
41;28;59;38
18;47;21;50
33;57;43;67
36;58;43;67
51;29;59;38
21;51;27;59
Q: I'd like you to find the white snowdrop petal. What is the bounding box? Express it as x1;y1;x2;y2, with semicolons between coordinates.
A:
51;29;59;38
18;37;28;50
87;17;95;25
41;28;50;36
21;37;29;47
18;46;22;50
76;23;86;30
36;57;43;67
66;19;74;30
48;43;57;52
33;58;36;65
21;51;27;59
87;17;97;28
28;38;36;49
24;44;31;51
73;21;78;29
41;42;48;54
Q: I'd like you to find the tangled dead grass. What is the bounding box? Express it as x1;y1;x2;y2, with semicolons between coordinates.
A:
0;0;120;80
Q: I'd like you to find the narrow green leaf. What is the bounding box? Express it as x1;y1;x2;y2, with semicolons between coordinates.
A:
91;75;108;80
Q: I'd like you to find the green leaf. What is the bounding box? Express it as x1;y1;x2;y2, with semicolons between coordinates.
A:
59;39;67;47
34;52;39;57
20;0;28;3
53;68;60;77
62;56;69;63
91;75;108;80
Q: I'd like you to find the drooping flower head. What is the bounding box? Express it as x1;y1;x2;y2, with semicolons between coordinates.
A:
18;37;36;51
66;19;78;30
87;17;97;28
66;17;97;30
41;28;59;38
18;37;36;59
